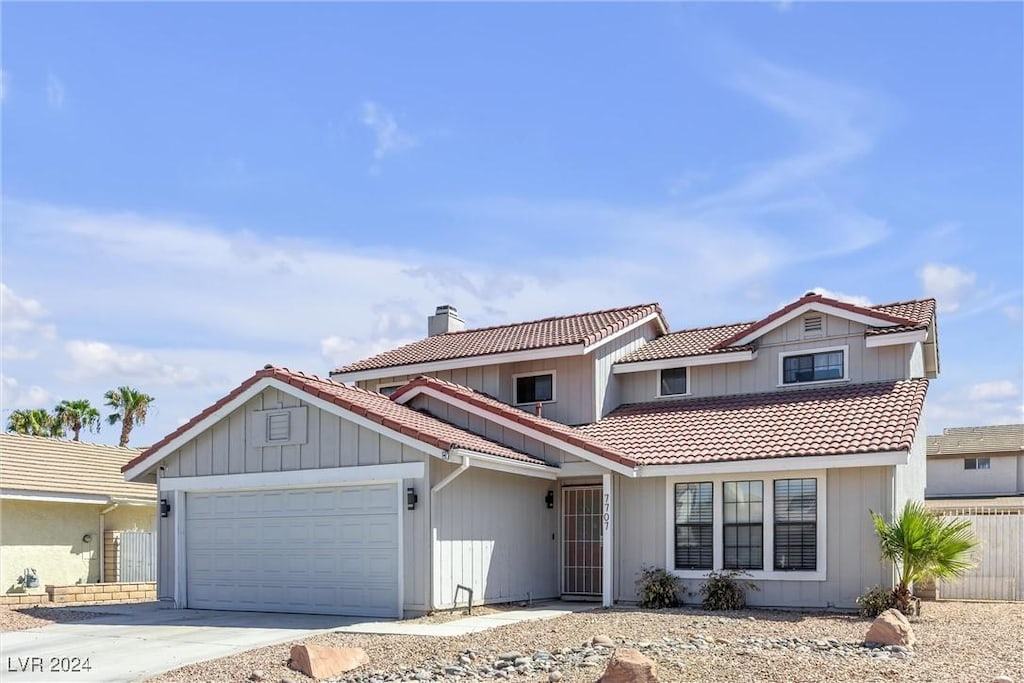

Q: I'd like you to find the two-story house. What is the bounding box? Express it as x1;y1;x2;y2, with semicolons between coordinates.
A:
926;424;1024;501
123;292;938;617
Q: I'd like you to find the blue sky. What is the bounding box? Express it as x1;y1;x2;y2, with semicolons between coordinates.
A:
2;2;1021;447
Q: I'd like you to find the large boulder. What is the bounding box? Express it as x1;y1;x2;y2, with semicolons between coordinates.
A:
864;608;916;647
288;644;369;680
598;647;659;683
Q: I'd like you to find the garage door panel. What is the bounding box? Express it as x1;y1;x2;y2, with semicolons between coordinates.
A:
186;485;399;617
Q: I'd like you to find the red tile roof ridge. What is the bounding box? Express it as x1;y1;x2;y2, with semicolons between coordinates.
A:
391;375;637;467
869;296;937;310
422;302;663;338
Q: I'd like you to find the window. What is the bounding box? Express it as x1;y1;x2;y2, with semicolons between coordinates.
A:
659;367;688;397
266;412;291;442
774;479;817;571
964;457;991;470
723;481;763;570
782;350;844;384
674;482;713;570
376;384;402;397
514;372;554;404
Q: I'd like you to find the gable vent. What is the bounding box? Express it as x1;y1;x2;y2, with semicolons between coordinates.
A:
803;315;824;337
266;412;291;442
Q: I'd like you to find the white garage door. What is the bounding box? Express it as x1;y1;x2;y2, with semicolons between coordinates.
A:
186;484;399;617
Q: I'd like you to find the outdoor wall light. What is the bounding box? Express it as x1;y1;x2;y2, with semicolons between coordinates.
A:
406;487;418;511
545;490;554;509
82;534;93;544
160;498;171;518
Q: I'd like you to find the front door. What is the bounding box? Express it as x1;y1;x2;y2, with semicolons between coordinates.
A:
562;485;603;596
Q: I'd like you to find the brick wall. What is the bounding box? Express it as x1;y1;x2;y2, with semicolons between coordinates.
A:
0;582;156;606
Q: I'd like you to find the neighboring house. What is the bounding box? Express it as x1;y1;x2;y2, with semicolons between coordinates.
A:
926;424;1024;501
124;292;938;617
1;434;156;593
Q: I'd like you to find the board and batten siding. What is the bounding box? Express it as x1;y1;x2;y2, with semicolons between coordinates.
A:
614;466;895;609
431;461;559;609
154;387;431;613
619;313;915;405
356;353;596;425
594;322;660;418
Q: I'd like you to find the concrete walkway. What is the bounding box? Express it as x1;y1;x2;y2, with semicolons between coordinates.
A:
335;601;598;637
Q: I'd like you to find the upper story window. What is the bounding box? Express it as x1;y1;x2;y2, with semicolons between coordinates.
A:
964;457;991;470
659;367;688;397
780;347;846;385
376;384;403;397
513;371;555;404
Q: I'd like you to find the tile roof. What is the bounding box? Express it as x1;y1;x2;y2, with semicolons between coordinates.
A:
616;297;936;365
123;367;548;476
391;376;636;467
927;424;1024;456
0;433;155;501
333;304;665;374
576;379;929;466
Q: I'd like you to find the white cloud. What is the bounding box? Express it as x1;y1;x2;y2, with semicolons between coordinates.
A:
1003;305;1022;324
967;380;1019;402
46;73;65;109
1;345;40;361
320;336;356;367
64;340;204;387
1;375;52;410
918;263;976;313
808;287;871;307
361;100;417;160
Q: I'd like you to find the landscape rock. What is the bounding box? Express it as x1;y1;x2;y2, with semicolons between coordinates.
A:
991;677;1014;683
249;671;265;682
598;647;659;683
288;644;369;680
592;635;615;648
864;609;917;647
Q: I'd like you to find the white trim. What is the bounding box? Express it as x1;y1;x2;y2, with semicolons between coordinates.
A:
393;385;635;478
173;489;186;608
864;329;928;348
332;345;584;384
602;472;614;607
612;350;756;374
160;462;426;492
777;344;849;387
664;469;827;582
512;369;557;406
0;489;111;504
639;450;907;477
657;367;690;398
558;461;609;477
450;448;560;480
582;312;666;354
395;481;404;618
727;302;903;348
125;377;446;482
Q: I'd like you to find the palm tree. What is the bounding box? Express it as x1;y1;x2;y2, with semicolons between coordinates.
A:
871;500;978;613
55;399;101;441
7;408;61;437
104;386;155;447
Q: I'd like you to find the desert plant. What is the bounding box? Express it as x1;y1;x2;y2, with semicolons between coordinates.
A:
870;500;978;615
856;584;897;617
6;409;61;437
699;569;759;610
104;386;155;447
55;399;101;441
636;565;681;609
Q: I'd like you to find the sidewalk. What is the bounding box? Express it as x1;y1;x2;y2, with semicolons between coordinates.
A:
335;601;598;637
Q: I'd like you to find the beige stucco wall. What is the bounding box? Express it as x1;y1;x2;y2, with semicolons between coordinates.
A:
926;452;1023;498
0;499;156;594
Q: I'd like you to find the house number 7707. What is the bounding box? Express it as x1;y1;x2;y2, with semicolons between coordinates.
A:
603;493;611;530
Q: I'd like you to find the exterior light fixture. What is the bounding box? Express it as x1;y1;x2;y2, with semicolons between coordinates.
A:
406;487;418;511
545;490;554;509
160;498;171;518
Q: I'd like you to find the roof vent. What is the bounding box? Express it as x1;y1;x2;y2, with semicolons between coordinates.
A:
428;304;466;337
803;315;824;337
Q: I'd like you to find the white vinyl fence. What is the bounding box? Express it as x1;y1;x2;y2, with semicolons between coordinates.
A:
118;530;157;583
932;506;1023;601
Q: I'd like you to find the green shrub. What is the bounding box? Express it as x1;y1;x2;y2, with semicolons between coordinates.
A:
636;565;680;609
699;569;759;610
856;585;897;618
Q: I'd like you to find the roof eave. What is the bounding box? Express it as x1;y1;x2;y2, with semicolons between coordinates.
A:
635;449;910;477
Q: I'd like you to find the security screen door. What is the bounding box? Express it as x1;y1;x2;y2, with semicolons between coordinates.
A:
562;485;603;596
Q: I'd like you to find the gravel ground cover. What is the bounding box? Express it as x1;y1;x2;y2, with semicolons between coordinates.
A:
151;601;1023;683
0;604;108;632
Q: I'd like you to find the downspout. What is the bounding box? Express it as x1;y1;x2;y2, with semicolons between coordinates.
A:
429;453;471;610
98;502;119;583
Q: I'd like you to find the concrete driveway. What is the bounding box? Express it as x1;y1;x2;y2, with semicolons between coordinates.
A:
1;602;371;682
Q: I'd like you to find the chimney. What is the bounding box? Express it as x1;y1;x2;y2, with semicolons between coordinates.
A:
427;304;465;336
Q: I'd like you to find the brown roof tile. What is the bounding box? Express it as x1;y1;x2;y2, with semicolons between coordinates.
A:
927;424;1024;456
124;367;550;475
333;304;665;374
576;379;929;466
1;434;155;501
391;376;636;467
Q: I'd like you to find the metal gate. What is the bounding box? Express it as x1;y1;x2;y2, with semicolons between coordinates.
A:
118;531;157;583
562;486;602;596
933;506;1022;601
